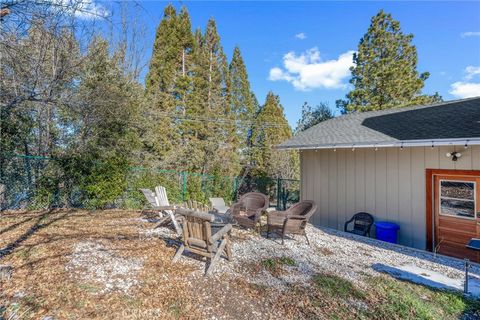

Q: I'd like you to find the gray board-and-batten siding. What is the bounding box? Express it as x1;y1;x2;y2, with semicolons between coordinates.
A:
300;145;480;249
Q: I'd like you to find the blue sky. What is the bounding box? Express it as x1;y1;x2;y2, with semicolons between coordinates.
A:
94;1;480;127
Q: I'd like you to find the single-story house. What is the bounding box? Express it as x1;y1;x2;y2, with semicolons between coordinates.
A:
278;97;480;261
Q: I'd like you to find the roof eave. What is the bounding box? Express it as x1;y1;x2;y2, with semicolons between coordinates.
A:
276;138;480;150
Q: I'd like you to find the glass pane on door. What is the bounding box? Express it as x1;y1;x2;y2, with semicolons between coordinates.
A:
440;199;475;218
439;180;475;219
440;181;475;200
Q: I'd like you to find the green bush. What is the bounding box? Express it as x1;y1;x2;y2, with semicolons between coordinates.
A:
56;154;130;209
123;169;183;209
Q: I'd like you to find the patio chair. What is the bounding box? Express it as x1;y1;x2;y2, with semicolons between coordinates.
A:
173;208;232;276
209;197;229;214
344;212;374;237
230;192;269;230
139;187;182;236
266;200;317;245
154;186;183;236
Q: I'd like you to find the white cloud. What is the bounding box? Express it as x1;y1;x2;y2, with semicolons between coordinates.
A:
465;66;480;80
449;65;480;98
449;82;480;98
53;0;109;19
269;67;293;82
461;31;480;38
295;32;307;40
268;47;355;91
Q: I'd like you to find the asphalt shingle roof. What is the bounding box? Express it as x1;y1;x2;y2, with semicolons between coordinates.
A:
278;97;480;149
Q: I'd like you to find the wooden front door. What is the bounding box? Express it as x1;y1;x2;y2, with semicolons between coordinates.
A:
434;175;480;262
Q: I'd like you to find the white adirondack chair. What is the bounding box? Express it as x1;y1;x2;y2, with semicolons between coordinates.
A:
140;187;182;236
209;197;230;214
140;188;162;215
155;186;182;236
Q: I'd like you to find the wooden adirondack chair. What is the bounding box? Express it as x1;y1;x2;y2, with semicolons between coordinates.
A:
139;187;182;236
209;197;230;214
154;186;182;236
183;199;210;212
173;208;233;276
140;188;161;213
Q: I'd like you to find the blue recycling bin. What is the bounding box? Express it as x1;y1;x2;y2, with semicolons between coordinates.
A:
375;221;400;244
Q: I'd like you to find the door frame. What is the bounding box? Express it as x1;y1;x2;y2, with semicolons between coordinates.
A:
426;169;480;251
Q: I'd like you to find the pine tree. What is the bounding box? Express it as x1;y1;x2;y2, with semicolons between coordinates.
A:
228;46;255;161
65;36;140;208
337;10;441;113
252;92;298;179
143;5;197;167
143;5;180;164
295;102;333;134
76;37;139;157
182;19;237;176
175;7;194;112
176;27;208;172
145;4;179;95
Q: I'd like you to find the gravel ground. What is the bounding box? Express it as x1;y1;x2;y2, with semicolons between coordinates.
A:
66;240;144;294
147;223;480;291
136;222;480;318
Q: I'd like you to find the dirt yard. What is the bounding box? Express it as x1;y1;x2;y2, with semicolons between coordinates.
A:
1;209;479;319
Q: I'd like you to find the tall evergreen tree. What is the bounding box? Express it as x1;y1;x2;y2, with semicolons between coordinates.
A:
228;46;255;160
143;5;180;164
175;7;194;112
295;102;333;134
145;4;178;95
337;10;441;113
182;19;237;176
65;37;141;208
143;5;196;166
252;92;298;179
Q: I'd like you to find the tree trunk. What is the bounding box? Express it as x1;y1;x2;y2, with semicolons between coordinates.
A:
182;49;186;77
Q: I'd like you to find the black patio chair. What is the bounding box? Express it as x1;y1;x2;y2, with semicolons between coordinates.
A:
344;212;374;237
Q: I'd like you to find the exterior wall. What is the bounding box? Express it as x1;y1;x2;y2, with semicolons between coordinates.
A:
300;145;480;250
